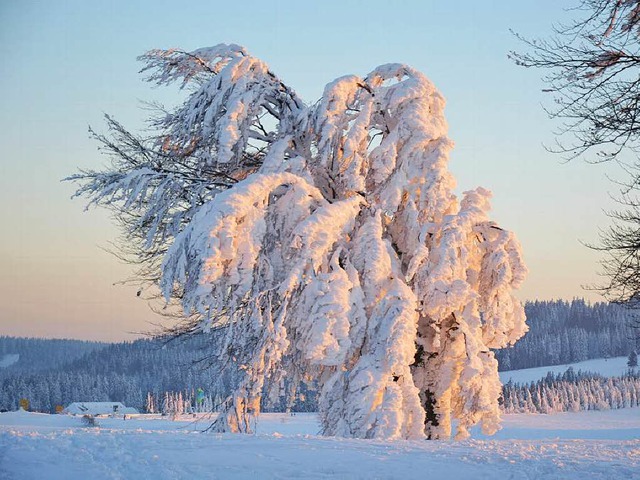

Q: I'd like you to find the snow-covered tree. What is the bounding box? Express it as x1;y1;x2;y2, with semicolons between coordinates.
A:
502;370;640;414
69;44;528;440
145;392;156;414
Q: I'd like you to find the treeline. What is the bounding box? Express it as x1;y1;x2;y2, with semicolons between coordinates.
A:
502;369;640;414
1;299;639;413
144;387;317;415
0;334;237;412
496;299;638;371
145;391;219;415
0;336;106;379
0;334;313;413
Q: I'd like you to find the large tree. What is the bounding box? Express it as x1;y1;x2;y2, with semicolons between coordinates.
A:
511;0;640;309
69;44;527;440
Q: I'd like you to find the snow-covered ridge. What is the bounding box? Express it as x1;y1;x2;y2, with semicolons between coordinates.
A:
500;356;632;385
0;353;19;368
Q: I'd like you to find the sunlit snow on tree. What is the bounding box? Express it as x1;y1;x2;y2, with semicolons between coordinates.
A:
68;44;528;440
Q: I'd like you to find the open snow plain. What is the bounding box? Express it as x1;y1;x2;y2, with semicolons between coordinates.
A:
1;409;638;479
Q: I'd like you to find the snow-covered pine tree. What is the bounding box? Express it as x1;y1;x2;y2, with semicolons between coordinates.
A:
145;392;156;414
68;44;528;440
161;392;170;415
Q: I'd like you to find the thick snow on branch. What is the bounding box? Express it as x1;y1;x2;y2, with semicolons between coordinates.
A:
138;44;248;87
71;43;527;440
161;172;324;314
320;212;424;440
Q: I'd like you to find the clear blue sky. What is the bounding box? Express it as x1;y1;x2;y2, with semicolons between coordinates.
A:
0;0;622;341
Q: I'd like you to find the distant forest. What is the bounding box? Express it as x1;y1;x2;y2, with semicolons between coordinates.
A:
502;369;640;414
0;333;240;413
495;299;638;371
0;336;105;375
1;299;638;413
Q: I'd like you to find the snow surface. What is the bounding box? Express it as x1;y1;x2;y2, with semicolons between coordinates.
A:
0;354;19;368
500;356;632;385
1;410;638;479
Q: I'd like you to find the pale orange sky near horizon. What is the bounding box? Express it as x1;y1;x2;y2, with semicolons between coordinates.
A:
0;0;623;342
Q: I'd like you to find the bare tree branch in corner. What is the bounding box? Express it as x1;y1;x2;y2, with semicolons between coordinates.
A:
512;0;640;312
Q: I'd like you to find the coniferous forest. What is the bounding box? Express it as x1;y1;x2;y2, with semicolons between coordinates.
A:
495;299;637;370
1;299;637;414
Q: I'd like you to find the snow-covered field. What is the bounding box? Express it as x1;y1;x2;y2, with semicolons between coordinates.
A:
499;355;632;385
1;409;639;479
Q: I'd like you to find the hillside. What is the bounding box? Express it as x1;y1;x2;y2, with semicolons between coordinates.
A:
1;299;638;413
0;337;107;378
0;333;244;412
495;299;637;370
499;356;632;385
